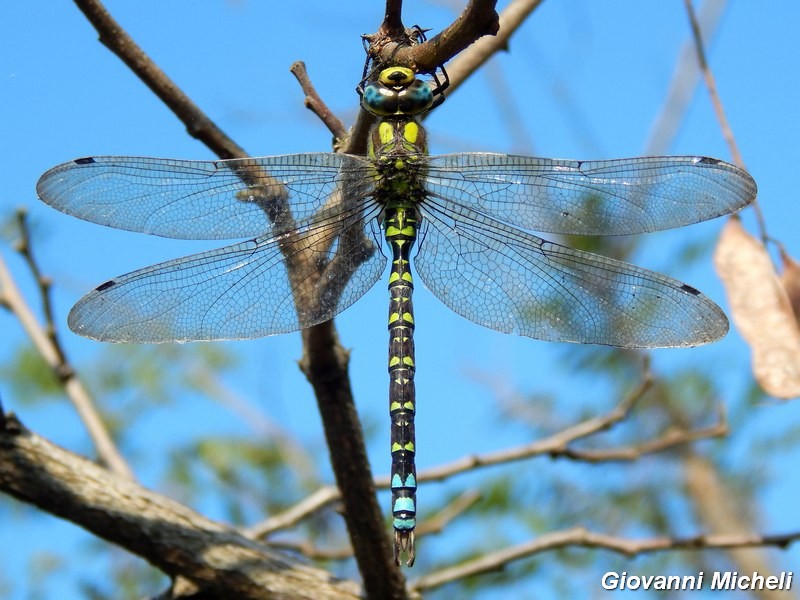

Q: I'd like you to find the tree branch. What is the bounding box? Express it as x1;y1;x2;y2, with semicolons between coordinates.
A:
73;0;247;160
245;486;341;539
0;413;361;600
444;0;545;96
290;62;348;143
408;365;656;484
411;525;800;592
0;227;132;480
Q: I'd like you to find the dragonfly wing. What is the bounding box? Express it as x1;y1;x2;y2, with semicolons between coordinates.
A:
37;154;373;240
69;204;386;342
424;154;756;236
416;198;728;348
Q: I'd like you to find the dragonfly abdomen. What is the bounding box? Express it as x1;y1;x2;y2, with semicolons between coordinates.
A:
385;205;419;566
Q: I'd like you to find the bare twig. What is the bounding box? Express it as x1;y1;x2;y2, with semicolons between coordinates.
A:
411;526;800;592
415;490;482;538
556;406;727;463
270;539;355;562
14;210;65;365
683;0;743;166
73;0;247;159
407;0;500;74
401;365;655;485
444;0;545;97
0;242;133;480
364;0;500;75
683;0;767;241
0;414;361;600
257;489;482;564
245;486;341;539
290;62;348;143
645;0;728;155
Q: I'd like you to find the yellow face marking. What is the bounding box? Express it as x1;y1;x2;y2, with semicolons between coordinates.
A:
379;67;415;86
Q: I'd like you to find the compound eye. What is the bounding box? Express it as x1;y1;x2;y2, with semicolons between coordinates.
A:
397;80;434;115
362;83;399;116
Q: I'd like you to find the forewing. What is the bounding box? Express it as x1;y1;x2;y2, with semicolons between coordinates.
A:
37;154;373;240
424;154;756;235
415;198;728;348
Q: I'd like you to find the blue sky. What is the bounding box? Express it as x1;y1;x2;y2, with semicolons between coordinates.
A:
2;1;800;598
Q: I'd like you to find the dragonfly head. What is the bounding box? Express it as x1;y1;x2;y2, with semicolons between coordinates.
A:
361;67;436;117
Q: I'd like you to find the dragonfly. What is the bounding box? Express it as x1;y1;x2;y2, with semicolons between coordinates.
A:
37;65;757;566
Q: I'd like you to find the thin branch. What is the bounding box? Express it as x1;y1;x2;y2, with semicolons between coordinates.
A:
290;62;348;143
683;0;767;242
14;210;65;365
403;365;655;485
362;0;499;75
414;490;482;538
245;486;341;539
0;414;361;600
644;0;728;155
258;489;483;565
298;322;404;592
404;0;500;74
683;0;743;166
382;0;406;39
411;526;800;592
73;0;247;160
270;539;354;563
555;407;727;463
0;241;133;480
444;0;545;97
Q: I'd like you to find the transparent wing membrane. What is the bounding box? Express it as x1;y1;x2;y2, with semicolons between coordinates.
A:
37;154;375;240
68;202;385;342
424;154;756;236
37;151;755;346
416;197;728;348
38;154;385;342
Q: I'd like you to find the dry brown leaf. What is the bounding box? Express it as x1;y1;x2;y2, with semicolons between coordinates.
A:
714;218;800;399
779;247;800;324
